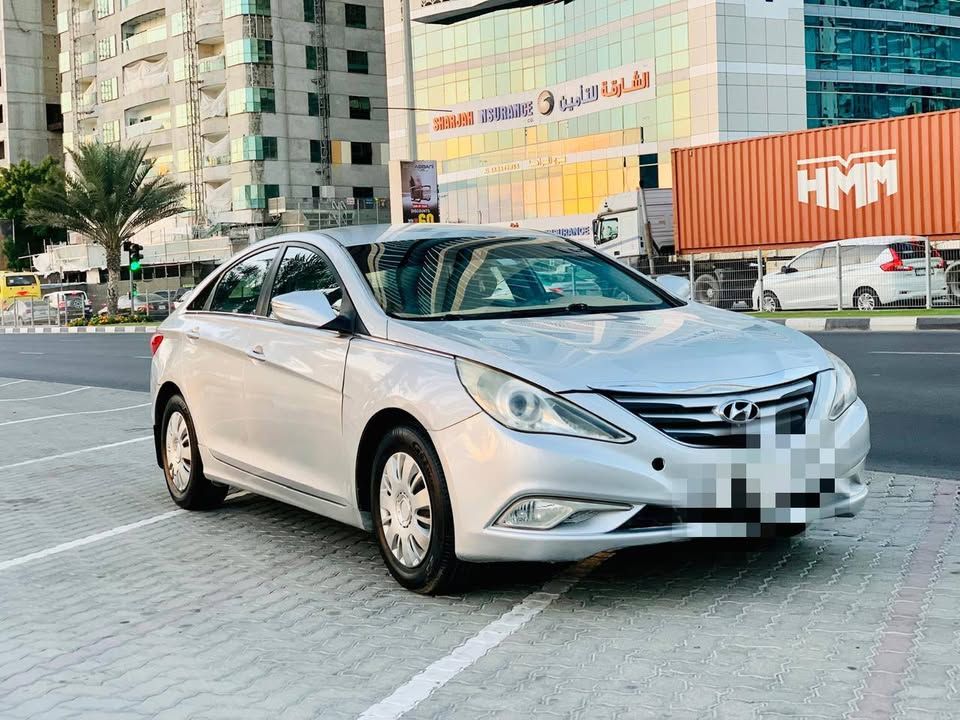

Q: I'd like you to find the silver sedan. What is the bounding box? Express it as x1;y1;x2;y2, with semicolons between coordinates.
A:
150;225;869;594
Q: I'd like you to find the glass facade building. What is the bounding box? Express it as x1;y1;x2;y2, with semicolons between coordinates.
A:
806;0;960;126
385;0;958;230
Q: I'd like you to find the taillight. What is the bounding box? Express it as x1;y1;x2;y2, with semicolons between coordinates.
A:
149;334;164;356
932;247;946;269
879;246;911;271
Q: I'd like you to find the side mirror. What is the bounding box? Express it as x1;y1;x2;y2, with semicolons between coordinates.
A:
780;265;795;274
655;274;691;300
272;291;341;329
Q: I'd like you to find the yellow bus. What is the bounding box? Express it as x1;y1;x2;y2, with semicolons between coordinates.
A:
0;271;42;305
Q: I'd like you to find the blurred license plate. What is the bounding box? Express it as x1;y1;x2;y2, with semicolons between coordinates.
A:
915;268;926;276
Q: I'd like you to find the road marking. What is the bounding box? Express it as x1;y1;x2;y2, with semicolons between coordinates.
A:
356;553;610;720
0;402;150;427
0;379;27;388
870;351;960;355
0;436;152;471
0;387;90;402
0;491;249;573
134;355;152;359
18;351;44;355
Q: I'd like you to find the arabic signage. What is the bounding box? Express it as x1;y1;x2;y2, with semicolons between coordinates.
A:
400;160;441;223
429;61;654;140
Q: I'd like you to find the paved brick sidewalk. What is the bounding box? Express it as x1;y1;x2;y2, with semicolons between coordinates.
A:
0;377;957;720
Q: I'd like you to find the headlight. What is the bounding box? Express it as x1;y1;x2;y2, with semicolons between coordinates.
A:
825;350;858;420
456;359;633;443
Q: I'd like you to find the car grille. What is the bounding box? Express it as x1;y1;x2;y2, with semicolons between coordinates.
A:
605;375;817;448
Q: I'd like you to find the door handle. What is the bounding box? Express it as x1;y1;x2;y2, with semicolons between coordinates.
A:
247;344;266;361
186;326;200;340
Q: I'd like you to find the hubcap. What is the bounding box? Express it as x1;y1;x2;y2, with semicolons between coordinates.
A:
762;295;777;312
857;293;875;310
379;452;432;568
165;411;192;492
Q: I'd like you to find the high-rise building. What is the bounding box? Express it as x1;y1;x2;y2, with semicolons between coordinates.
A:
57;0;389;234
386;0;960;233
0;0;63;166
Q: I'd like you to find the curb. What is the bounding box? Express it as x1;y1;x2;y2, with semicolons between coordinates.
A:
1;326;157;334
764;317;960;332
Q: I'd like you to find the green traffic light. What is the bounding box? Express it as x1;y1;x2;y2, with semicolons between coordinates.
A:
130;259;141;271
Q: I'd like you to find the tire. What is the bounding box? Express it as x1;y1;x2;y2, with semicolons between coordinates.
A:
853;287;881;311
692;273;722;307
761;291;781;312
371;425;464;595
947;262;960;302
161;395;228;510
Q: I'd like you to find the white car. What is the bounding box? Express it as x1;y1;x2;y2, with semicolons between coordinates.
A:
151;225;870;593
754;236;949;311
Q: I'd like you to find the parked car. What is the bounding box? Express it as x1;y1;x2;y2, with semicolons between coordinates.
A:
1;298;57;325
43;290;92;319
171;287;194;310
99;293;170;318
152;225;869;594
754;236;949;311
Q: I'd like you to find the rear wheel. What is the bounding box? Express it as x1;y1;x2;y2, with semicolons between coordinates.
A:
854;287;881;311
371;425;464;594
761;291;781;312
161;395;227;510
947;261;960;302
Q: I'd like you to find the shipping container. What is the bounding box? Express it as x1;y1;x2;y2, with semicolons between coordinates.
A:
672;109;960;253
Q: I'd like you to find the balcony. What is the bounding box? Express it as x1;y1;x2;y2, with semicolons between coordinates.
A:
123;26;166;53
198;55;225;75
123;57;169;94
75;9;96;35
126;115;171;138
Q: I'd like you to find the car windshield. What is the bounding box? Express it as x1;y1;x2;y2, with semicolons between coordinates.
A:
347;235;678;320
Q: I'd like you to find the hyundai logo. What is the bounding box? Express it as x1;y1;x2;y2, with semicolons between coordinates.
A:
714;399;761;424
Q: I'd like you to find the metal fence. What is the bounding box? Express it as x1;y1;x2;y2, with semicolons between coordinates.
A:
657;238;960;312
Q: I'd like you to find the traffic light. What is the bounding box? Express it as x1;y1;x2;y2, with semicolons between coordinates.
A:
123;241;144;272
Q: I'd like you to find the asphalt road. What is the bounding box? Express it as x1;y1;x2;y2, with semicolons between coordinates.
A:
0;330;957;478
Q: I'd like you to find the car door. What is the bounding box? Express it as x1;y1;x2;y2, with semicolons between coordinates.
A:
774;248;825;309
180;246;280;468
241;243;353;505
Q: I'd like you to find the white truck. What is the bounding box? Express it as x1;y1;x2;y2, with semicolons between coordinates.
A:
591;189;765;308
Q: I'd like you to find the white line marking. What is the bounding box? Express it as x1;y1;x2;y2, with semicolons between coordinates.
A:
0;436;152;471
0;403;150;427
0;387;90;402
133;355;152;359
18;351;44;355
0;491;250;573
870;351;960;355
0;379;27;388
356;553;609;720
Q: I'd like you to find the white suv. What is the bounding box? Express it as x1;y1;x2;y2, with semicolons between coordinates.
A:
754;236;949;311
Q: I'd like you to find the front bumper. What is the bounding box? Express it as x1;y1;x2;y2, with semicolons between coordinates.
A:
433;390;870;562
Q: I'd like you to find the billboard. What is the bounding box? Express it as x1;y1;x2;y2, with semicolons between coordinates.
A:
400;161;441;224
429;61;654;140
672;109;960;252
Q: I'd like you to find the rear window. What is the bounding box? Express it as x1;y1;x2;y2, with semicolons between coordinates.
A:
889;241;926;260
4;275;36;287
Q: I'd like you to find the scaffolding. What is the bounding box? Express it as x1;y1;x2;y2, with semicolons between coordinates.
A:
312;0;331;189
181;0;206;224
67;1;83;145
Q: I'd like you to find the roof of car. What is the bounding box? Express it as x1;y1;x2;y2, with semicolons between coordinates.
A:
814;235;925;249
311;223;550;248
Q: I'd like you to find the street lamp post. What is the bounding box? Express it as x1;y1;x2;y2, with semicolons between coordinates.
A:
401;0;418;161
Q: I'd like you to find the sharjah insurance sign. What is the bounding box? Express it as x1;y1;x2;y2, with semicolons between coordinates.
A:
430;62;655;140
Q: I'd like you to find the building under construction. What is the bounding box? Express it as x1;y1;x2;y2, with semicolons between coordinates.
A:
45;0;389;291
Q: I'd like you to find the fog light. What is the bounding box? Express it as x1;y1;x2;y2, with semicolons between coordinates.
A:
495;497;633;530
498;499;573;529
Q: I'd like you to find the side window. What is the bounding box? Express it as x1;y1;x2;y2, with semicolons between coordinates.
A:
790;249;823;272
821;247;838;269
268;246;343;315
841;245;861;266
208;247;279;315
860;245;881;264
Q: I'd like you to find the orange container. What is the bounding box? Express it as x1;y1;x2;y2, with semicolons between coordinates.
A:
672;109;960;253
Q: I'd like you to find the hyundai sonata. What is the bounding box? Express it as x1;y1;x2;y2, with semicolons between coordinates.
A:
151;225;869;594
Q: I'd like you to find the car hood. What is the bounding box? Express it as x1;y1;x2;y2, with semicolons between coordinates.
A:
386;304;831;393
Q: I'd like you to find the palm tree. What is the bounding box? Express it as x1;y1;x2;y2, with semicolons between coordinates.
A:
26;142;187;315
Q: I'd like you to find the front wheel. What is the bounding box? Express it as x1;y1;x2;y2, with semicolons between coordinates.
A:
371;425;464;594
761;291;781;312
692;273;722;307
